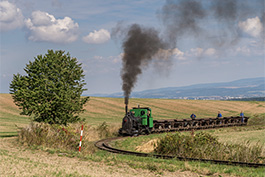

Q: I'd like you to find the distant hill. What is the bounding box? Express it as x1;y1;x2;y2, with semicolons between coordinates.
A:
92;77;265;100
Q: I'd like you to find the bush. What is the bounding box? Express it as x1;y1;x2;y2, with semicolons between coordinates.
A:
154;132;263;163
19;122;80;150
97;121;111;138
18;122;119;154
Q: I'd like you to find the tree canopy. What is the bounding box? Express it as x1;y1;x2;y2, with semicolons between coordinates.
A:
10;50;89;125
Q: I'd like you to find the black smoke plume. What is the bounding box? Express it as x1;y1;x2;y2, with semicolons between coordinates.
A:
212;0;238;21
160;0;205;48
159;0;257;47
121;24;166;104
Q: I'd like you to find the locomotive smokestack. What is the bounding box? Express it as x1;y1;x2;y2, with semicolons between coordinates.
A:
125;104;128;114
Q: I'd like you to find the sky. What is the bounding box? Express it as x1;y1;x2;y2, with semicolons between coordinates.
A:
1;0;264;95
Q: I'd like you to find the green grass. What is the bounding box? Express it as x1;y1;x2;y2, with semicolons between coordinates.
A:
108;126;265;176
83;148;265;177
212;128;265;156
0;132;18;138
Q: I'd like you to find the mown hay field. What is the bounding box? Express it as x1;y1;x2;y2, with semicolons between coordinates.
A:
1;93;265;137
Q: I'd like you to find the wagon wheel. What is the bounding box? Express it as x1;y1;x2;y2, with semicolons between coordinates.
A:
186;124;190;130
204;121;209;129
168;125;172;131
158;125;163;131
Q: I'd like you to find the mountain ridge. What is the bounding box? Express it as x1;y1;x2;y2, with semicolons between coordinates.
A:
91;77;265;100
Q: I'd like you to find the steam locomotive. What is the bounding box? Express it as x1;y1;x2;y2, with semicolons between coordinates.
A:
119;105;249;136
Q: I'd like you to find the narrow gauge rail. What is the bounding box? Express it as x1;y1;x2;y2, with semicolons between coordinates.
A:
95;136;265;168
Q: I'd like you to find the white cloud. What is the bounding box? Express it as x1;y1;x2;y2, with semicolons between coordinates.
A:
171;48;185;60
83;54;122;75
187;48;216;58
0;1;24;31
25;11;79;43
82;29;110;44
189;48;204;57
112;53;123;63
204;48;216;56
156;48;185;60
234;44;264;57
238;16;263;38
94;55;104;61
93;53;122;64
30;11;55;26
235;46;251;56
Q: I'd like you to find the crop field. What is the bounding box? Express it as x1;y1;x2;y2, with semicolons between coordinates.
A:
1;93;265;176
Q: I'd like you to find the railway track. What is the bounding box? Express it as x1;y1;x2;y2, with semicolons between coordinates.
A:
95;136;265;168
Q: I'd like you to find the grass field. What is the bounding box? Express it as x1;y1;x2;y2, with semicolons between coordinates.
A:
1;93;265;176
1;92;264;136
82;96;265;124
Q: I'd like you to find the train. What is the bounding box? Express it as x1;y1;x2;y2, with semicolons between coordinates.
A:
119;105;249;136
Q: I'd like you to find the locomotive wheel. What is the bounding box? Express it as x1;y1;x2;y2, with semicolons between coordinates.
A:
118;128;123;136
133;133;139;137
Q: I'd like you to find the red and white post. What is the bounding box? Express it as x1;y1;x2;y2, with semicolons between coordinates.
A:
79;125;84;152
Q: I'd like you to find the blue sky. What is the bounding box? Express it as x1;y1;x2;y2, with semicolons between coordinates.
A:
1;0;264;95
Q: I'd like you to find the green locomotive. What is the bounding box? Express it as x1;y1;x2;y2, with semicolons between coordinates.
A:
119;105;153;136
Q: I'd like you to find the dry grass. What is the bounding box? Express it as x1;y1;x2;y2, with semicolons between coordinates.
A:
0;94;20;113
0;94;29;135
135;139;158;153
17;121;120;154
81;96;265;125
1;137;205;177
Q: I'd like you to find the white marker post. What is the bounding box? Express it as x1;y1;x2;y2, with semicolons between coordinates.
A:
79;125;84;152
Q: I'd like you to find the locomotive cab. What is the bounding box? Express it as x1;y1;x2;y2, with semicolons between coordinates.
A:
130;106;153;128
119;106;153;136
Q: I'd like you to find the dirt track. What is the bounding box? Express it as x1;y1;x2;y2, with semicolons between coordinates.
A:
0;137;214;177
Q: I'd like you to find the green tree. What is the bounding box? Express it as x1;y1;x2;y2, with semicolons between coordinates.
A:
10;50;89;125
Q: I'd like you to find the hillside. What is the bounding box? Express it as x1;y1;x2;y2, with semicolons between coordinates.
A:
93;77;265;100
1;93;265;136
